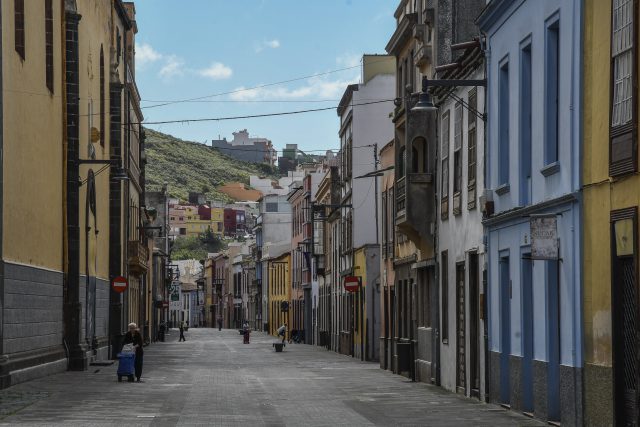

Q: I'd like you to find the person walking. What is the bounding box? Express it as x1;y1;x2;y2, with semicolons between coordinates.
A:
277;323;287;344
179;321;186;342
217;315;222;331
242;320;250;344
123;323;144;382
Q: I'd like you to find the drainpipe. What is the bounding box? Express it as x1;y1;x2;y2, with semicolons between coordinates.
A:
0;0;4;362
63;0;87;371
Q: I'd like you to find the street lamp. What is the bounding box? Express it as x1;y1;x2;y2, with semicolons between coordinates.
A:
411;75;487;118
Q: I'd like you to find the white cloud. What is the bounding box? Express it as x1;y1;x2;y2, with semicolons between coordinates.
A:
255;39;281;53
136;42;162;68
229;71;360;102
198;62;233;80
159;55;185;79
266;39;280;49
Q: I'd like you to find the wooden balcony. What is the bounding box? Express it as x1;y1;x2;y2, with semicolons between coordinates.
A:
128;241;149;274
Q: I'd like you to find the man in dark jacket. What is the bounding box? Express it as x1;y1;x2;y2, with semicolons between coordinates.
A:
122;322;144;382
179;321;186;342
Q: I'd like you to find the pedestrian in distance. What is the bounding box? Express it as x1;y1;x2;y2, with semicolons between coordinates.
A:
217;315;222;331
122;322;144;382
243;320;250;344
277;323;287;344
179;321;186;342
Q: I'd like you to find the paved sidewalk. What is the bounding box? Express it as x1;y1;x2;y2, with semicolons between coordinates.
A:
0;329;542;426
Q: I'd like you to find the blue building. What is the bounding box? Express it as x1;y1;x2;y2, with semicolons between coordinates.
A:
478;1;583;425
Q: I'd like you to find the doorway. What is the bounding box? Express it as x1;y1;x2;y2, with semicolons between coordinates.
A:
521;254;534;413
547;260;561;422
612;210;639;425
456;262;466;393
469;253;480;398
499;254;511;405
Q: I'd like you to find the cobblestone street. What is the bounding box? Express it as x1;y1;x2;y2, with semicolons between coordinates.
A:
0;329;542;426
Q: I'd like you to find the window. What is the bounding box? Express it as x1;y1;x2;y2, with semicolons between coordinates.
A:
441;110;450;220
265;202;278;212
45;0;53;92
498;60;510;187
467;89;478;209
100;46;105;145
15;0;25;60
382;190;388;259
610;0;637;176
520;43;532;205
453;102;463;195
388;186;394;257
441;251;449;343
545;17;560;166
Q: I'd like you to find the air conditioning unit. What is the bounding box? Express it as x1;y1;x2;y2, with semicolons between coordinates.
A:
480;189;494;216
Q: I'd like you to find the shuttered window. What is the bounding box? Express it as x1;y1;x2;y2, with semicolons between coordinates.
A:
15;0;25;60
610;0;637;176
441;110;450;220
467;89;477;209
45;0;53;93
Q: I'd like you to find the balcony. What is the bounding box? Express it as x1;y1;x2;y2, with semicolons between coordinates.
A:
394;101;437;248
128;241;149;274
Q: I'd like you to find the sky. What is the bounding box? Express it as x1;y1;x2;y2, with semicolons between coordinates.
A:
133;0;397;154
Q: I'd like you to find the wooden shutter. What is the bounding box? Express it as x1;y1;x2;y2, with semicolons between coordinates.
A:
15;0;25;60
610;0;638;176
45;0;53;92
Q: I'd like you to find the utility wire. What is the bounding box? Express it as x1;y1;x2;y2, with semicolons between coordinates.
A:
136;99;394;126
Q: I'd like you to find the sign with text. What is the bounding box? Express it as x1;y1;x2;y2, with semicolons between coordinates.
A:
530;215;559;260
169;281;181;310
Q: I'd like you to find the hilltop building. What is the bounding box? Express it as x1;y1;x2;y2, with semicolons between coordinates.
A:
211;129;277;166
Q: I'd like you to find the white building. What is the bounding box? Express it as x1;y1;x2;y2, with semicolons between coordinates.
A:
435;45;487;399
338;54;394;360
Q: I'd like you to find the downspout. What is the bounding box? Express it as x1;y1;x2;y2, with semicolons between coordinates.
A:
63;0;86;371
0;0;4;360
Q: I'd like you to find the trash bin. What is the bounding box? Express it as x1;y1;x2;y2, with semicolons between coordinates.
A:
273;342;285;352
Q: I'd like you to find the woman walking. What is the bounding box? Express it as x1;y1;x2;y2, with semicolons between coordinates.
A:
123;323;144;382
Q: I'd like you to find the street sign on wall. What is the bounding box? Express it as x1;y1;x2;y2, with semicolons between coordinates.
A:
530;215;559;260
169;281;181;310
344;276;360;293
111;276;128;293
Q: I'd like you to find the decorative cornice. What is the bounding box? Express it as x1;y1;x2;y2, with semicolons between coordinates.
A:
385;13;418;56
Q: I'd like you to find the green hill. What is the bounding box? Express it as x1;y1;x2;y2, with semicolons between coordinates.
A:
144;128;278;202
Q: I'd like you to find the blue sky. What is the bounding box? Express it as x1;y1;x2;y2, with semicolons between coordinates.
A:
134;0;396;154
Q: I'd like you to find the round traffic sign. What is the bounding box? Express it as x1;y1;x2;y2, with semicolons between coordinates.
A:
111;276;128;293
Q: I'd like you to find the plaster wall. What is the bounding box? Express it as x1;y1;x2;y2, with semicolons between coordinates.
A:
437;69;486;395
2;0;63;271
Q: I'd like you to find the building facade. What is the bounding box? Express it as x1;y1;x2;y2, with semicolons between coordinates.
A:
479;0;583;424
583;0;640;424
434;45;487;399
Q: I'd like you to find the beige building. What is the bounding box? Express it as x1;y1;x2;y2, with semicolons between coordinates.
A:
0;0;145;385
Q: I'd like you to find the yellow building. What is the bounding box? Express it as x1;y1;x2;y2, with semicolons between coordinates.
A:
0;0;142;383
185;219;212;237
583;1;640;424
211;207;225;235
268;253;290;337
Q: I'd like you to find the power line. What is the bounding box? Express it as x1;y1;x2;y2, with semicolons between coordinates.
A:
137;99;394;126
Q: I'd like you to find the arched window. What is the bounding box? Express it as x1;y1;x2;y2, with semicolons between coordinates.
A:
412;137;428;173
398;146;406;177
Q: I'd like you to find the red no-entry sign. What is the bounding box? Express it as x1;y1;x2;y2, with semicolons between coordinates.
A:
344;276;360;293
111;276;128;293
